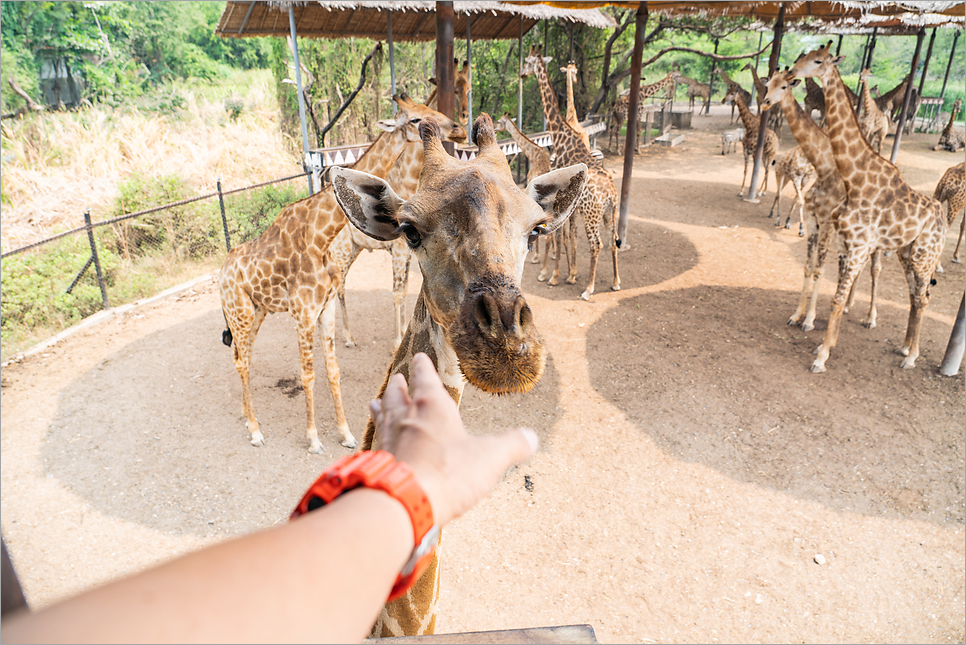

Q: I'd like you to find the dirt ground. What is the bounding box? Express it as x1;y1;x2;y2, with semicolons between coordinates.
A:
2;104;964;643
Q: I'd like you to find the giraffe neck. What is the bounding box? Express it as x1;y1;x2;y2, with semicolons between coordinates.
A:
565;70;578;125
503;119;547;162
821;64;883;189
859;75;880;118
734;94;759;133
718;69;736;88
386;142;424;200
779;89;837;180
534;57;589;166
942;104;959;137
364;290;464;638
640;74;674;100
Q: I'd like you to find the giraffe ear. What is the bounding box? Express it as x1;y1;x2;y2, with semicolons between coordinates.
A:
831;55;845;66
789;78;801;88
329;167;405;242
526;163;589;233
542;56;553;65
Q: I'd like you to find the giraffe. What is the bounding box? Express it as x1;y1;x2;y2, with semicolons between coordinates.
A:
761;69;883;334
933;99;965;152
327;95;468;349
934;162;965;268
493;112;557;276
789;42;947;373
857;68;890;155
331;114;588;638
523;44;621;300
608;72;677;155
874;73;911;122
218;96;464;454
723;87;778;196
561;61;591;150
768;146;814;235
671;70;710;114
743;62;783;139
714;67;752;123
426;59;471;125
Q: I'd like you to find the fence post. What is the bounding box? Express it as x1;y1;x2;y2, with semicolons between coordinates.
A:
217;178;232;252
84;210;110;310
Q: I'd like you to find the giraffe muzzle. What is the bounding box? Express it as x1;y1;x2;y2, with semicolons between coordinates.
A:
451;280;546;395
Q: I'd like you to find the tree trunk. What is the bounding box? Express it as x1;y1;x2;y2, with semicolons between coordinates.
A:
492;42;518;116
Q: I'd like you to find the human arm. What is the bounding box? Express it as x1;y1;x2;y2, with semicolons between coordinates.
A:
2;353;537;644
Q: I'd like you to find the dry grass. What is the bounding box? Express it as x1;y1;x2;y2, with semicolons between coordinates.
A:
0;70;300;251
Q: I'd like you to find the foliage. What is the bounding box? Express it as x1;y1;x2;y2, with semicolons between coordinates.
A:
224;182;309;245
0;1;271;112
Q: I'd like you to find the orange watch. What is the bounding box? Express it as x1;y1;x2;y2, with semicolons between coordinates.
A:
290;450;438;602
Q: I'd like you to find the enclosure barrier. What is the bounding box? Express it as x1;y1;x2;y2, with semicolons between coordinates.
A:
0;172;310;354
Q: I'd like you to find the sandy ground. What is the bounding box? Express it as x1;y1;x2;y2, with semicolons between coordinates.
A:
1;104;964;643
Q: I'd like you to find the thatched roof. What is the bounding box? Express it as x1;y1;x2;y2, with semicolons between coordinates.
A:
215;1;616;41
511;1;963;35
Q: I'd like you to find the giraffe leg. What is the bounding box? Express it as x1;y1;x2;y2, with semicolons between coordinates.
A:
789;211;822;330
896;244;938;369
390;238;412;349
541;228;560;284
319;298;357;449
793;183;807;236
738;149;751;196
565;211;579;285
812;245;872;373
768;175;785;223
605;199;620;291
530;234;542;264
231;306;268;447
294;311;325;455
952;208;965;263
337;244;365;348
580;211;603;301
862;249;882;329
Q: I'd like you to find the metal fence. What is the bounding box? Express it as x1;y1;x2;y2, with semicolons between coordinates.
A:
0;172;310;354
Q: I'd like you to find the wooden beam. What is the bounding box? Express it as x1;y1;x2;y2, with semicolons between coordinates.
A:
616;2;648;247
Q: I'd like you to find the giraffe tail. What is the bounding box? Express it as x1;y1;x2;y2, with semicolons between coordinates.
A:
221;311;233;347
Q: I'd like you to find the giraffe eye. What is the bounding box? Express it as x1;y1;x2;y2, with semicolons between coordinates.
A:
397;223;422;248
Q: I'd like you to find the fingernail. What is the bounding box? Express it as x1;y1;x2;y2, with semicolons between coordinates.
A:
521;428;539;454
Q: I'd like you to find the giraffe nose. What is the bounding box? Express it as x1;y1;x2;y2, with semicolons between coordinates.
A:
473;293;533;340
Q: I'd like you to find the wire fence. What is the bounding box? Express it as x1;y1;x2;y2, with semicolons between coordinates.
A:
0;172;311;358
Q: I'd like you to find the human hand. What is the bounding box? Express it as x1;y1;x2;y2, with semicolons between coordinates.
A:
369;353;538;527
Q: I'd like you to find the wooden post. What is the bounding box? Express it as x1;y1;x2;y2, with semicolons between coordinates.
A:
705;39;718;116
388;12;397;115
466;14;473;140
940;31;960;100
436;1;455;156
616;2;648;247
517;14;524;183
745;3;784;203
918;28;938;97
890;28;926;164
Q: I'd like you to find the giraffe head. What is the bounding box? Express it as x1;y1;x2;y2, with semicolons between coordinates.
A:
391;93;467;144
788;40;843;85
331;115;589;394
520;45;553;80
427;59;471;126
859;68;871;83
560;61;578;82
494;112;515;133
760;68;800;112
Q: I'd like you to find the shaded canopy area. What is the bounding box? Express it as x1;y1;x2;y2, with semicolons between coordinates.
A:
215;0;615;40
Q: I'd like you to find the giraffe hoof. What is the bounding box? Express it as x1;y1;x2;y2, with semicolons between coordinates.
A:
952;257;962;264
566;277;578;285
344;340;357;348
809;362;827;374
611;284;621;292
341;436;358;449
250;430;266;447
936;264;944;274
863;320;876;330
580;291;592;301
537;273;548;282
308;440;325;455
800;322;815;333
899;356;917;369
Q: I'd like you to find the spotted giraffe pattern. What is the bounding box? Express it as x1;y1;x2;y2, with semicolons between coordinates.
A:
724;88;778;196
789;42;947;373
743;62;783;139
933;99;965;152
768;146;814;234
857;69;890;154
934;162;965;266
608;72;676;154
561;61;591;150
524;44;621;300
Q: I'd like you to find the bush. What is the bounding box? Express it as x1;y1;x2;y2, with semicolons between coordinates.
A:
225;181;308;245
106;172;221;261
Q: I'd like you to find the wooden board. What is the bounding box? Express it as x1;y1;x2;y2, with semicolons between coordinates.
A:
364;624;598;644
